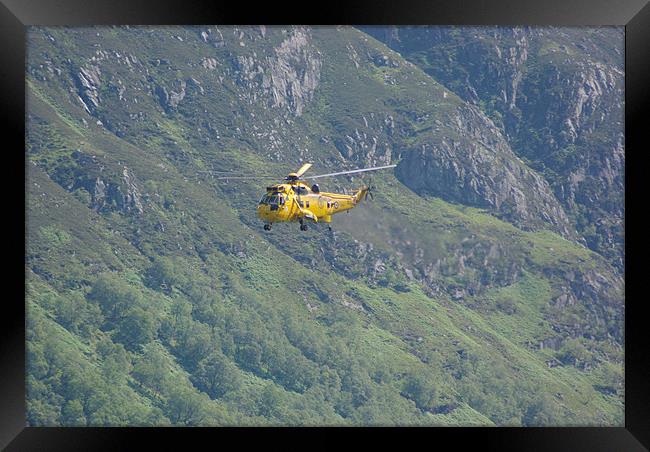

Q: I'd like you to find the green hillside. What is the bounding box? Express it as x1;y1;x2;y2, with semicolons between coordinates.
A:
361;26;625;269
26;26;623;426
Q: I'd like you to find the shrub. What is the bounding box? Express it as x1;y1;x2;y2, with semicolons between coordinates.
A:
402;371;439;412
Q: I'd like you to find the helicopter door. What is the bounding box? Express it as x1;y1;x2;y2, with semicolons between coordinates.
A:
269;194;280;211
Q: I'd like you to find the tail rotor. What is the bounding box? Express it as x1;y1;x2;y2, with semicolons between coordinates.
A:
363;176;375;201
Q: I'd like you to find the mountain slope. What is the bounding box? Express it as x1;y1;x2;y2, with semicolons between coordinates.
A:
26;25;624;426
360;26;625;270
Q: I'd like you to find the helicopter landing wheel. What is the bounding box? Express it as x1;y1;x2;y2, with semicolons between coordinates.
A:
328;226;332;232
263;224;272;231
299;220;308;231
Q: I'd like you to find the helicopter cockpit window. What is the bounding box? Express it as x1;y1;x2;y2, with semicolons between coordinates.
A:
259;195;274;205
269;194;280;210
295;186;309;195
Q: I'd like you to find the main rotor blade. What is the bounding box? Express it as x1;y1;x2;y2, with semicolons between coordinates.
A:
213;175;279;180
196;170;280;180
295;163;313;177
310;164;397;179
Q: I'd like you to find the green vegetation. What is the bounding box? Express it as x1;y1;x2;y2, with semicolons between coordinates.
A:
26;26;623;426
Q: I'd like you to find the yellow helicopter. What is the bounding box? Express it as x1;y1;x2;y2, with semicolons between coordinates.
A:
213;163;396;231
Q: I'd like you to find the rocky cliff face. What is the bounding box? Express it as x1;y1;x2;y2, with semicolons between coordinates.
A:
230;26;322;117
49;151;144;216
362;26;624;270
396;102;575;238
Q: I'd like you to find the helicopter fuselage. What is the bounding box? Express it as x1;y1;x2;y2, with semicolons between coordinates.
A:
256;181;368;226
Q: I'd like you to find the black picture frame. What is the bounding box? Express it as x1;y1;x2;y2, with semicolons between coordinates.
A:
4;0;648;449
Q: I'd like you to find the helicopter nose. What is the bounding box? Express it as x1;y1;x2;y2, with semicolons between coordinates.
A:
257;204;267;219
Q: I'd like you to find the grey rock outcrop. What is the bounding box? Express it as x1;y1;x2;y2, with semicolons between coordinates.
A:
396;104;575;238
544;265;623;342
50;153;144;217
155;80;187;111
74;64;102;113
121;166;144;215
233;27;322;116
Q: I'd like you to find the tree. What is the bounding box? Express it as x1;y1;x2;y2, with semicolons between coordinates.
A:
61;399;86;425
236;343;263;372
84;388;127;426
88;274;144;324
113;306;158;351
170;298;192;323
166;386;210;425
73;187;92;205
97;339;132;383
318;366;342;403
27;397;61;426
522;394;564;426
282;351;319;393
402;372;438;412
174;319;213;369
192;352;242;399
145;256;185;293
556;338;592;369
54;292;103;338
187;282;219;324
341;364;374;408
258;384;287;419
132;345;170;393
